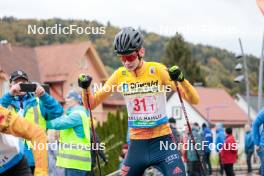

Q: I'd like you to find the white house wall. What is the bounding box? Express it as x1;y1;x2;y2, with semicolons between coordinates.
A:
166;93;207;132
166;93;247;158
235;94;257;121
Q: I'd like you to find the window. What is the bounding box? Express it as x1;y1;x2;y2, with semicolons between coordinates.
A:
79;58;88;69
171;106;182;120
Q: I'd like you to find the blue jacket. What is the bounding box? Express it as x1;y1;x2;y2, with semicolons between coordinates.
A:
46;105;90;138
215;123;225;153
0;92;63;166
203;127;213;154
0;92;63;120
253;108;264;146
245;130;254;154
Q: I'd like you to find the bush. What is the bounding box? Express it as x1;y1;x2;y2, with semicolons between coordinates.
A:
95;110;128;175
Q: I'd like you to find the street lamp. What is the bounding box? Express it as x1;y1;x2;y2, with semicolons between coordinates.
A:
257;33;264;112
234;63;243;72
234;75;244;83
233;38;251;121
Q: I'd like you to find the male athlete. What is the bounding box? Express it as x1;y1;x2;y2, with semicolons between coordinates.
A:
78;27;199;176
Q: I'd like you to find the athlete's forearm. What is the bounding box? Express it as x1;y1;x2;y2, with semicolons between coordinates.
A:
82;71;118;109
159;65;199;104
179;79;200;104
82;88;112;109
0;106;48;175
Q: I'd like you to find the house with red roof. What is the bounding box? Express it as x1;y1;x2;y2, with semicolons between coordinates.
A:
167;87;249;153
0;42;125;122
192;87;249;125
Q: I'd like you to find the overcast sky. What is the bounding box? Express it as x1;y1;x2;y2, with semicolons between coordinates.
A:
0;0;263;57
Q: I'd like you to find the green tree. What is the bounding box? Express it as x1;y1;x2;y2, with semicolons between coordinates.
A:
0;17;260;95
162;33;206;85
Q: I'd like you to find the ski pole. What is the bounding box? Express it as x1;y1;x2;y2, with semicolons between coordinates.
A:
83;89;102;176
79;74;102;176
174;81;206;176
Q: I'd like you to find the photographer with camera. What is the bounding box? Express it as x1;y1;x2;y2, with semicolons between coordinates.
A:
0;70;63;174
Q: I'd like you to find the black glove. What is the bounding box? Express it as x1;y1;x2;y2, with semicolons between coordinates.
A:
78;74;92;89
168;66;184;82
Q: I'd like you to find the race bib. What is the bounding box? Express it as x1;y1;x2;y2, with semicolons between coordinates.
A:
129;96;157;114
125;92;168;128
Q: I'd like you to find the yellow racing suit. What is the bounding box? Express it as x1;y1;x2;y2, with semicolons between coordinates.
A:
82;61;199;139
0;106;48;176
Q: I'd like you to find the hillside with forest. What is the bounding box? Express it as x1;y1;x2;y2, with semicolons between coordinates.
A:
0;16;260;96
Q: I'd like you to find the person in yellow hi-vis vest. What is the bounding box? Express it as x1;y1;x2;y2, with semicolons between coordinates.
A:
0;105;48;176
0;70;63;174
46;90;92;176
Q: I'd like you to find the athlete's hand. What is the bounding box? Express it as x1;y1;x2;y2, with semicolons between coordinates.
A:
168;66;184;82
78;74;92;89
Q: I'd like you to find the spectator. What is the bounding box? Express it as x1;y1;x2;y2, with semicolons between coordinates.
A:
47;130;65;176
0;70;63;173
253;108;264;176
182;124;189;171
186;123;204;176
119;144;129;169
220;127;237;176
168;117;181;144
202;123;213;175
46;90;92;176
244;124;254;174
215;123;225;175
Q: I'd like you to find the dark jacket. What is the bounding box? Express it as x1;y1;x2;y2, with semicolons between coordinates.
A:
170;125;181;144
